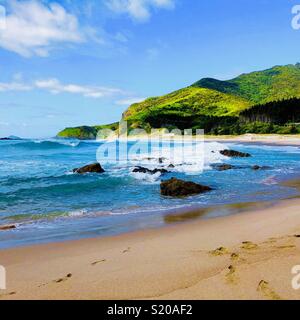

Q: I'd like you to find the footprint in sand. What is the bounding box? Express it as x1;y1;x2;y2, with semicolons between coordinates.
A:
230;252;246;262
271;235;297;249
264;234;298;245
38;273;72;288
263;238;278;244
230;253;239;261
274;244;296;249
0;292;16;299
241;241;258;250
122;247;131;254
257;280;281;300
209;247;229;256
91;259;106;266
54;273;72;283
225;265;238;284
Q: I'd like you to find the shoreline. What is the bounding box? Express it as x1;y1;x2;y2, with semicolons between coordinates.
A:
204;134;300;146
5;133;300;147
1;196;300;299
93;133;300;146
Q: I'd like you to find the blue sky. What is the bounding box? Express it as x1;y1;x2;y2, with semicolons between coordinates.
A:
0;0;299;138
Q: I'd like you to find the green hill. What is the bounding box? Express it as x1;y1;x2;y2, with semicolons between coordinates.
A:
57;123;119;140
122;87;249;128
193;64;300;104
57;63;300;138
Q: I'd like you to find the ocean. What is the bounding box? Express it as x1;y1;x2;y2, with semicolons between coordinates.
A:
0;138;300;248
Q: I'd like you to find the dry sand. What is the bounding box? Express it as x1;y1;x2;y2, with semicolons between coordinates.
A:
205;133;300;146
1;197;300;300
124;133;300;146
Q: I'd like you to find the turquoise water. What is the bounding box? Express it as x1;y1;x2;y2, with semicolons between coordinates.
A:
0;138;300;248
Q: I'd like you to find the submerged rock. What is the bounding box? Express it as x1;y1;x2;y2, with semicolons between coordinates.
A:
144;157;166;163
132;166;169;175
215;164;236;171
168;164;175;168
159;157;166;164
220;149;251;158
213;164;270;171
252;165;261;170
160;178;212;197
0;224;16;231
251;165;270;170
73;163;105;174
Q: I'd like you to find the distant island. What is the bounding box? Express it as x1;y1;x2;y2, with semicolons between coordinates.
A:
57;63;300;139
0;136;22;141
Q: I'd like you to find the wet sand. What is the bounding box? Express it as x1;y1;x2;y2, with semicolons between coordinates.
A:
1;197;300;299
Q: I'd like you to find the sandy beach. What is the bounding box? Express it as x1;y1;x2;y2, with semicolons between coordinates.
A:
204;134;300;146
1;0;300;303
122;133;300;146
1;195;300;300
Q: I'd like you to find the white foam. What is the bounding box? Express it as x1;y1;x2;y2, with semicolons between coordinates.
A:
67;209;87;217
130;171;162;183
132;141;227;174
261;176;278;185
117;141;228;180
33;139;80;147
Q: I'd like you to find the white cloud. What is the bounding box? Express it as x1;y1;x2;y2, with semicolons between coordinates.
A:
0;81;32;91
0;0;84;57
0;76;127;99
34;78;126;98
116;97;145;105
106;0;174;21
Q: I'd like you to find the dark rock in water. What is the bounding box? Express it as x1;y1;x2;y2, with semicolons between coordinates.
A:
160;178;212;197
0;224;16;231
133;166;169;175
73;163;105;174
214;164;269;171
132;166;148;174
220;149;251;158
251;165;270;170
252;165;261;170
168;164;175;168
215;164;235;171
144;157;166;163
